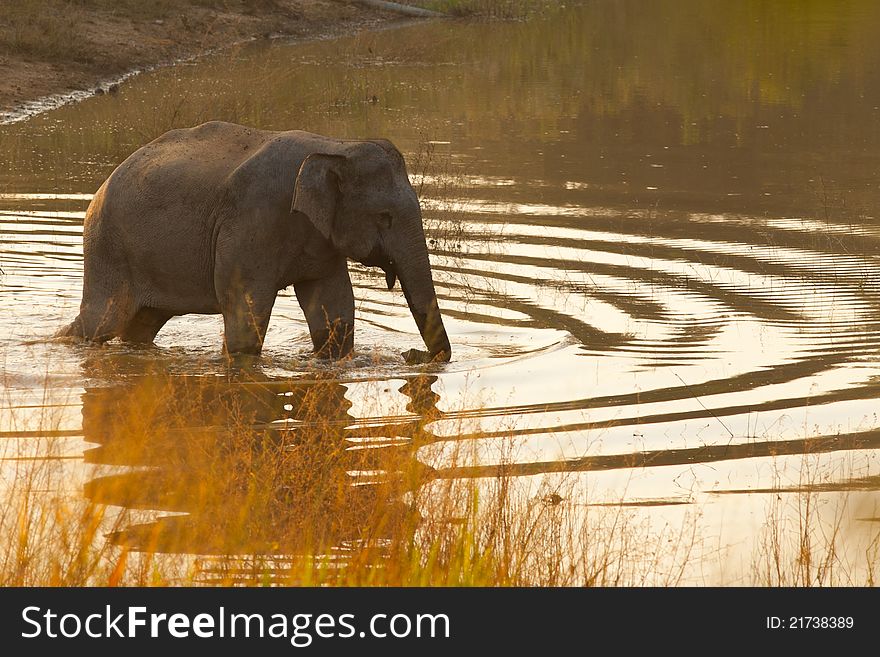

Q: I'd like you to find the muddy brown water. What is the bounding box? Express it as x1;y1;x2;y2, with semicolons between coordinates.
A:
3;2;880;584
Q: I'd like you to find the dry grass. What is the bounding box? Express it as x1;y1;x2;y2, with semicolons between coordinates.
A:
410;138;469;253
0;358;703;587
0;0;359;116
399;0;557;19
0;1;333;63
751;453;880;587
0;2;91;62
0;1;212;61
3;355;880;587
407;136;512;304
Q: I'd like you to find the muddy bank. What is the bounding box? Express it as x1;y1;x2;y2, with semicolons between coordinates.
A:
0;0;414;122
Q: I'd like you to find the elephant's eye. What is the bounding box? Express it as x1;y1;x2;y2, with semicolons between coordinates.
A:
379;212;393;228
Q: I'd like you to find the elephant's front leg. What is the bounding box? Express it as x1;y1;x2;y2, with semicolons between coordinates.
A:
219;289;276;355
294;265;355;359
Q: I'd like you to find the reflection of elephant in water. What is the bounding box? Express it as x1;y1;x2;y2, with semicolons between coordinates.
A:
78;364;441;554
58;121;451;361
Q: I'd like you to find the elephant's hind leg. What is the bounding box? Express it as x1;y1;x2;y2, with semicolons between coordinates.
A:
72;253;140;342
120;308;174;344
55;302;133;343
73;296;137;343
54;315;85;339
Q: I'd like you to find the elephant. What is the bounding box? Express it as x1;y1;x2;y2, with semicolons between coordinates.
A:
56;121;452;361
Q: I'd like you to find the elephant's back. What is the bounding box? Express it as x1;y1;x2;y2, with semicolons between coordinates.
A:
90;122;279;258
83;121;338;255
97;122;337;220
105;122;275;206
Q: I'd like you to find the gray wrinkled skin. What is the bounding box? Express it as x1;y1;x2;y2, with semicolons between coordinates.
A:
57;121;452;361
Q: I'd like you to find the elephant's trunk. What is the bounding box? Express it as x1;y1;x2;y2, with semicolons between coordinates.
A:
395;225;451;361
403;288;451;361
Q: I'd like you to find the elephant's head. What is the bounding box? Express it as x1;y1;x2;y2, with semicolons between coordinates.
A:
291;140;451;362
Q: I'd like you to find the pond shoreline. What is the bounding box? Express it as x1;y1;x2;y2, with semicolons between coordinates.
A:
0;1;418;124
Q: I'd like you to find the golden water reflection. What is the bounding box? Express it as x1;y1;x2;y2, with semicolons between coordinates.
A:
3;1;880;583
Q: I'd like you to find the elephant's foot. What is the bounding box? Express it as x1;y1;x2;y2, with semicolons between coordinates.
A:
401;348;451;364
53;316;85;340
312;321;354;359
119;307;173;344
222;339;265;356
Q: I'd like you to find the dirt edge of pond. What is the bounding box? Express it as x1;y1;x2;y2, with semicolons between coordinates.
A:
0;1;419;123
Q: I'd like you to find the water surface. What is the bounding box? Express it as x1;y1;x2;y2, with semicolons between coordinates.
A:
3;1;880;584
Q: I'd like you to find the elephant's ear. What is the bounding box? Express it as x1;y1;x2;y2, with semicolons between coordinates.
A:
291;153;345;241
